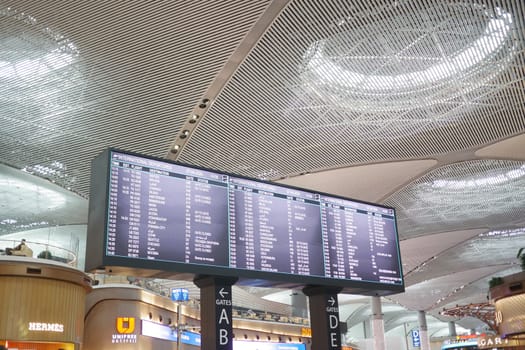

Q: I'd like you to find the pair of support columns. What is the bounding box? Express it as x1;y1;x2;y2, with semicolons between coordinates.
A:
195;276;345;350
369;297;434;350
194;278;438;350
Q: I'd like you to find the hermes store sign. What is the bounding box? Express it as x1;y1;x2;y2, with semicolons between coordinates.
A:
28;322;64;332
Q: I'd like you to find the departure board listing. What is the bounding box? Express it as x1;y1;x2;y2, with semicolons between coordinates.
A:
88;149;404;292
107;152;229;267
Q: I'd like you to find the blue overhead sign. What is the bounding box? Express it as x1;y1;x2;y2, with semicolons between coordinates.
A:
411;329;421;348
233;341;306;350
141;319;200;346
171;287;189;302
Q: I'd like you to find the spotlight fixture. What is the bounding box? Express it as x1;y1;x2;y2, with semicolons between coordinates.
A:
180;130;190;139
198;98;210;109
189;114;199;124
170;144;180;153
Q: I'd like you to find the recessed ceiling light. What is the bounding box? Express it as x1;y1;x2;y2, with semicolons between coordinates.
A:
189;114;199;124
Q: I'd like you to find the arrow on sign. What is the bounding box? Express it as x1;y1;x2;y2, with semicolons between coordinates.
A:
328;297;336;306
219;288;229;298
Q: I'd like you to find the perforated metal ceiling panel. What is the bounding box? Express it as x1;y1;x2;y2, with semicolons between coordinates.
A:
0;0;271;196
385;160;525;239
405;228;525;286
178;0;525;180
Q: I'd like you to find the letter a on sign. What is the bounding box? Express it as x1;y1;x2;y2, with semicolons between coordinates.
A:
218;308;230;325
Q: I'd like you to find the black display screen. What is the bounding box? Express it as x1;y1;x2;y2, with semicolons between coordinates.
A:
86;149;404;294
228;177;324;276
320;196;401;284
107;153;229;266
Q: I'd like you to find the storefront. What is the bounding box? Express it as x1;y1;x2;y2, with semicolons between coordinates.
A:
83;285;199;350
477;335;524;349
489;271;525;350
0;257;92;350
83;285;313;350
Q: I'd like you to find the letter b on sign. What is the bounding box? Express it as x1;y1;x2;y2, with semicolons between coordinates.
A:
219;328;228;345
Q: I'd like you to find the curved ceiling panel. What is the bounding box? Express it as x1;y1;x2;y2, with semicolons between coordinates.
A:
400;228;487;275
0;164;87;235
277;159;437;203
385;160;525;239
475;133;525;160
179;0;525;180
0;1;271;196
405;228;525;285
389;265;506;311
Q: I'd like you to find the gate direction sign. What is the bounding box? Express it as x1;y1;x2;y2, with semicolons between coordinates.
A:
215;285;233;350
325;294;341;350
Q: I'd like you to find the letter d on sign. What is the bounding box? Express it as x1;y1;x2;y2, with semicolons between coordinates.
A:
329;314;339;329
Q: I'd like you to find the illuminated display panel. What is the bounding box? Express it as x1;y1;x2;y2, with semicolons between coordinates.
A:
106;152;229;266
228;176;324;276
320;195;401;284
86;149;404;294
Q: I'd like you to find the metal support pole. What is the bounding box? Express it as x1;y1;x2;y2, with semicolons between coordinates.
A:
177;302;182;350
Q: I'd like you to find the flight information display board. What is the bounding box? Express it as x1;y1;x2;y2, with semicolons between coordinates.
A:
86;149;404;294
228;177;324;276
107;153;229;266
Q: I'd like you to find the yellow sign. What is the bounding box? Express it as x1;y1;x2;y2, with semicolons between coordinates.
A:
116;317;135;334
112;317;137;344
301;327;312;337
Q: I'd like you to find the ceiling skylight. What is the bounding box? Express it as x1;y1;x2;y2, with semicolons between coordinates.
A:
479;228;525;238
431;165;525;189
299;3;517;112
304;8;512;91
385;160;525;238
0;51;76;79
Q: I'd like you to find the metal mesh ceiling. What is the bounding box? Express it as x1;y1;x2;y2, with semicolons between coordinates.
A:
405;227;525;285
385;160;525;239
0;1;271;196
179;0;525;180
